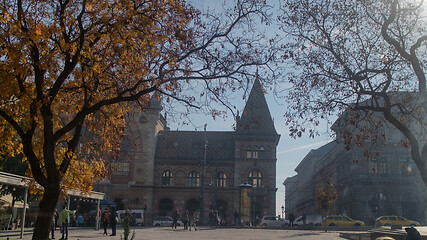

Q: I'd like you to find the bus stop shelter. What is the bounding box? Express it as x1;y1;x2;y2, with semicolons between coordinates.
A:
0;171;105;238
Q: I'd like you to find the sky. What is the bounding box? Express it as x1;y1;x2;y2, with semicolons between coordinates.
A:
163;0;336;217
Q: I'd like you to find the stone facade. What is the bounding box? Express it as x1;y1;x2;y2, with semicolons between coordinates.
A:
284;114;427;225
99;79;280;225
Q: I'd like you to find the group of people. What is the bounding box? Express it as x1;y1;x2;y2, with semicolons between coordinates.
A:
101;207;118;236
171;210;198;231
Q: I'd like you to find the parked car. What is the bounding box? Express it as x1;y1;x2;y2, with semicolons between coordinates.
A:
260;216;289;227
117;209;145;226
323;215;365;227
153;216;183;227
294;215;322;226
375;216;420;227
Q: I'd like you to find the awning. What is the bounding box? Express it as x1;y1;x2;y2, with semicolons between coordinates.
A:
0;194;28;209
99;199;117;206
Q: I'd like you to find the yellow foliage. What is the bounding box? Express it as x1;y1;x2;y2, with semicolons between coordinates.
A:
0;0;197;195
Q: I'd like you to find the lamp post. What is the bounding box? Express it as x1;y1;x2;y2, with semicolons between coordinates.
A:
281;206;284;219
200;124;207;225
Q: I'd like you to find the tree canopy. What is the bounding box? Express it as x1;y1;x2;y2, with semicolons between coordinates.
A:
279;0;427;184
0;0;277;239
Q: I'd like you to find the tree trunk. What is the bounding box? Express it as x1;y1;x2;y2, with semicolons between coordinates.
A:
32;182;60;240
419;144;427;186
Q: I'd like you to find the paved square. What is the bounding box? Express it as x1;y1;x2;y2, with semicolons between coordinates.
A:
1;227;348;240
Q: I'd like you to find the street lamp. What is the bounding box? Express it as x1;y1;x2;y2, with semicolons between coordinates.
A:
200;124;207;225
281;206;284;219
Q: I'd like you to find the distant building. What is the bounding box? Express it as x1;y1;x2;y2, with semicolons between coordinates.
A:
99;79;280;225
284;111;427;225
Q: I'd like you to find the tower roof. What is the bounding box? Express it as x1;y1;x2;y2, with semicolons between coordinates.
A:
236;78;278;135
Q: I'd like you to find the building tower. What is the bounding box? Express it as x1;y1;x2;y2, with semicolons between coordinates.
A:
234;78;280;222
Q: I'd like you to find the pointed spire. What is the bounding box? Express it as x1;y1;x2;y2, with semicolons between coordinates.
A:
236;77;277;135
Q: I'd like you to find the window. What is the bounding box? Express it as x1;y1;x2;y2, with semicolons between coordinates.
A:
248;170;262;188
370;160;378;174
252;146;259;159
112;162;130;174
373;193;387;201
216;172;227;187
246;146;252;158
259;146;265;158
161;170;173;186
246;146;264;159
401;159;417;176
378;161;387;174
188;171;200;187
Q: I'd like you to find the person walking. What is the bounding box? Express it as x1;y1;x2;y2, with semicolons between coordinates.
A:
188;211;197;231
59;206;76;240
51;211;57;239
288;213;295;227
302;213;307;226
234;210;239;226
171;210;179;229
182;210;189;230
110;207;118;236
101;208;110;235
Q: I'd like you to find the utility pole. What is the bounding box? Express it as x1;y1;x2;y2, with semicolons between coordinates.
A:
200;124;207;225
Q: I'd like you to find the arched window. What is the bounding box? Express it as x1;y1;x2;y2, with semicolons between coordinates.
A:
216;172;227;187
161;170;173;186
188;171;200;187
248;170;262;188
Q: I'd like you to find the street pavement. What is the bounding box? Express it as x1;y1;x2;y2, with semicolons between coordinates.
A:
1;226;349;240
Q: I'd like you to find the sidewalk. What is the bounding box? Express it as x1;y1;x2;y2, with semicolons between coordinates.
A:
0;226;349;240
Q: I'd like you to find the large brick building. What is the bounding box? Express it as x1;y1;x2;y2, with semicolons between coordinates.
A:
99;79;280;225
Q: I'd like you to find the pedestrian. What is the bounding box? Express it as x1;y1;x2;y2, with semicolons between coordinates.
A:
234;210;239;226
101;208;110;235
216;210;222;226
302;213;307;226
110;207;118;236
405;227;421;240
171;210;179;229
188;211;197;231
55;210;59;230
51;211;57;239
182;210;189;230
77;214;84;227
209;210;215;226
59;206;76;240
288;213;295;227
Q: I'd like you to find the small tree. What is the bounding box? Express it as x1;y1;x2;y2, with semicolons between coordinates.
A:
121;209;135;240
316;179;338;218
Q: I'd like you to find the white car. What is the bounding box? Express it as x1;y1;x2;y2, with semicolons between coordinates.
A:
260;216;289;227
153;216;183;227
294;215;322;227
118;209;145;226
